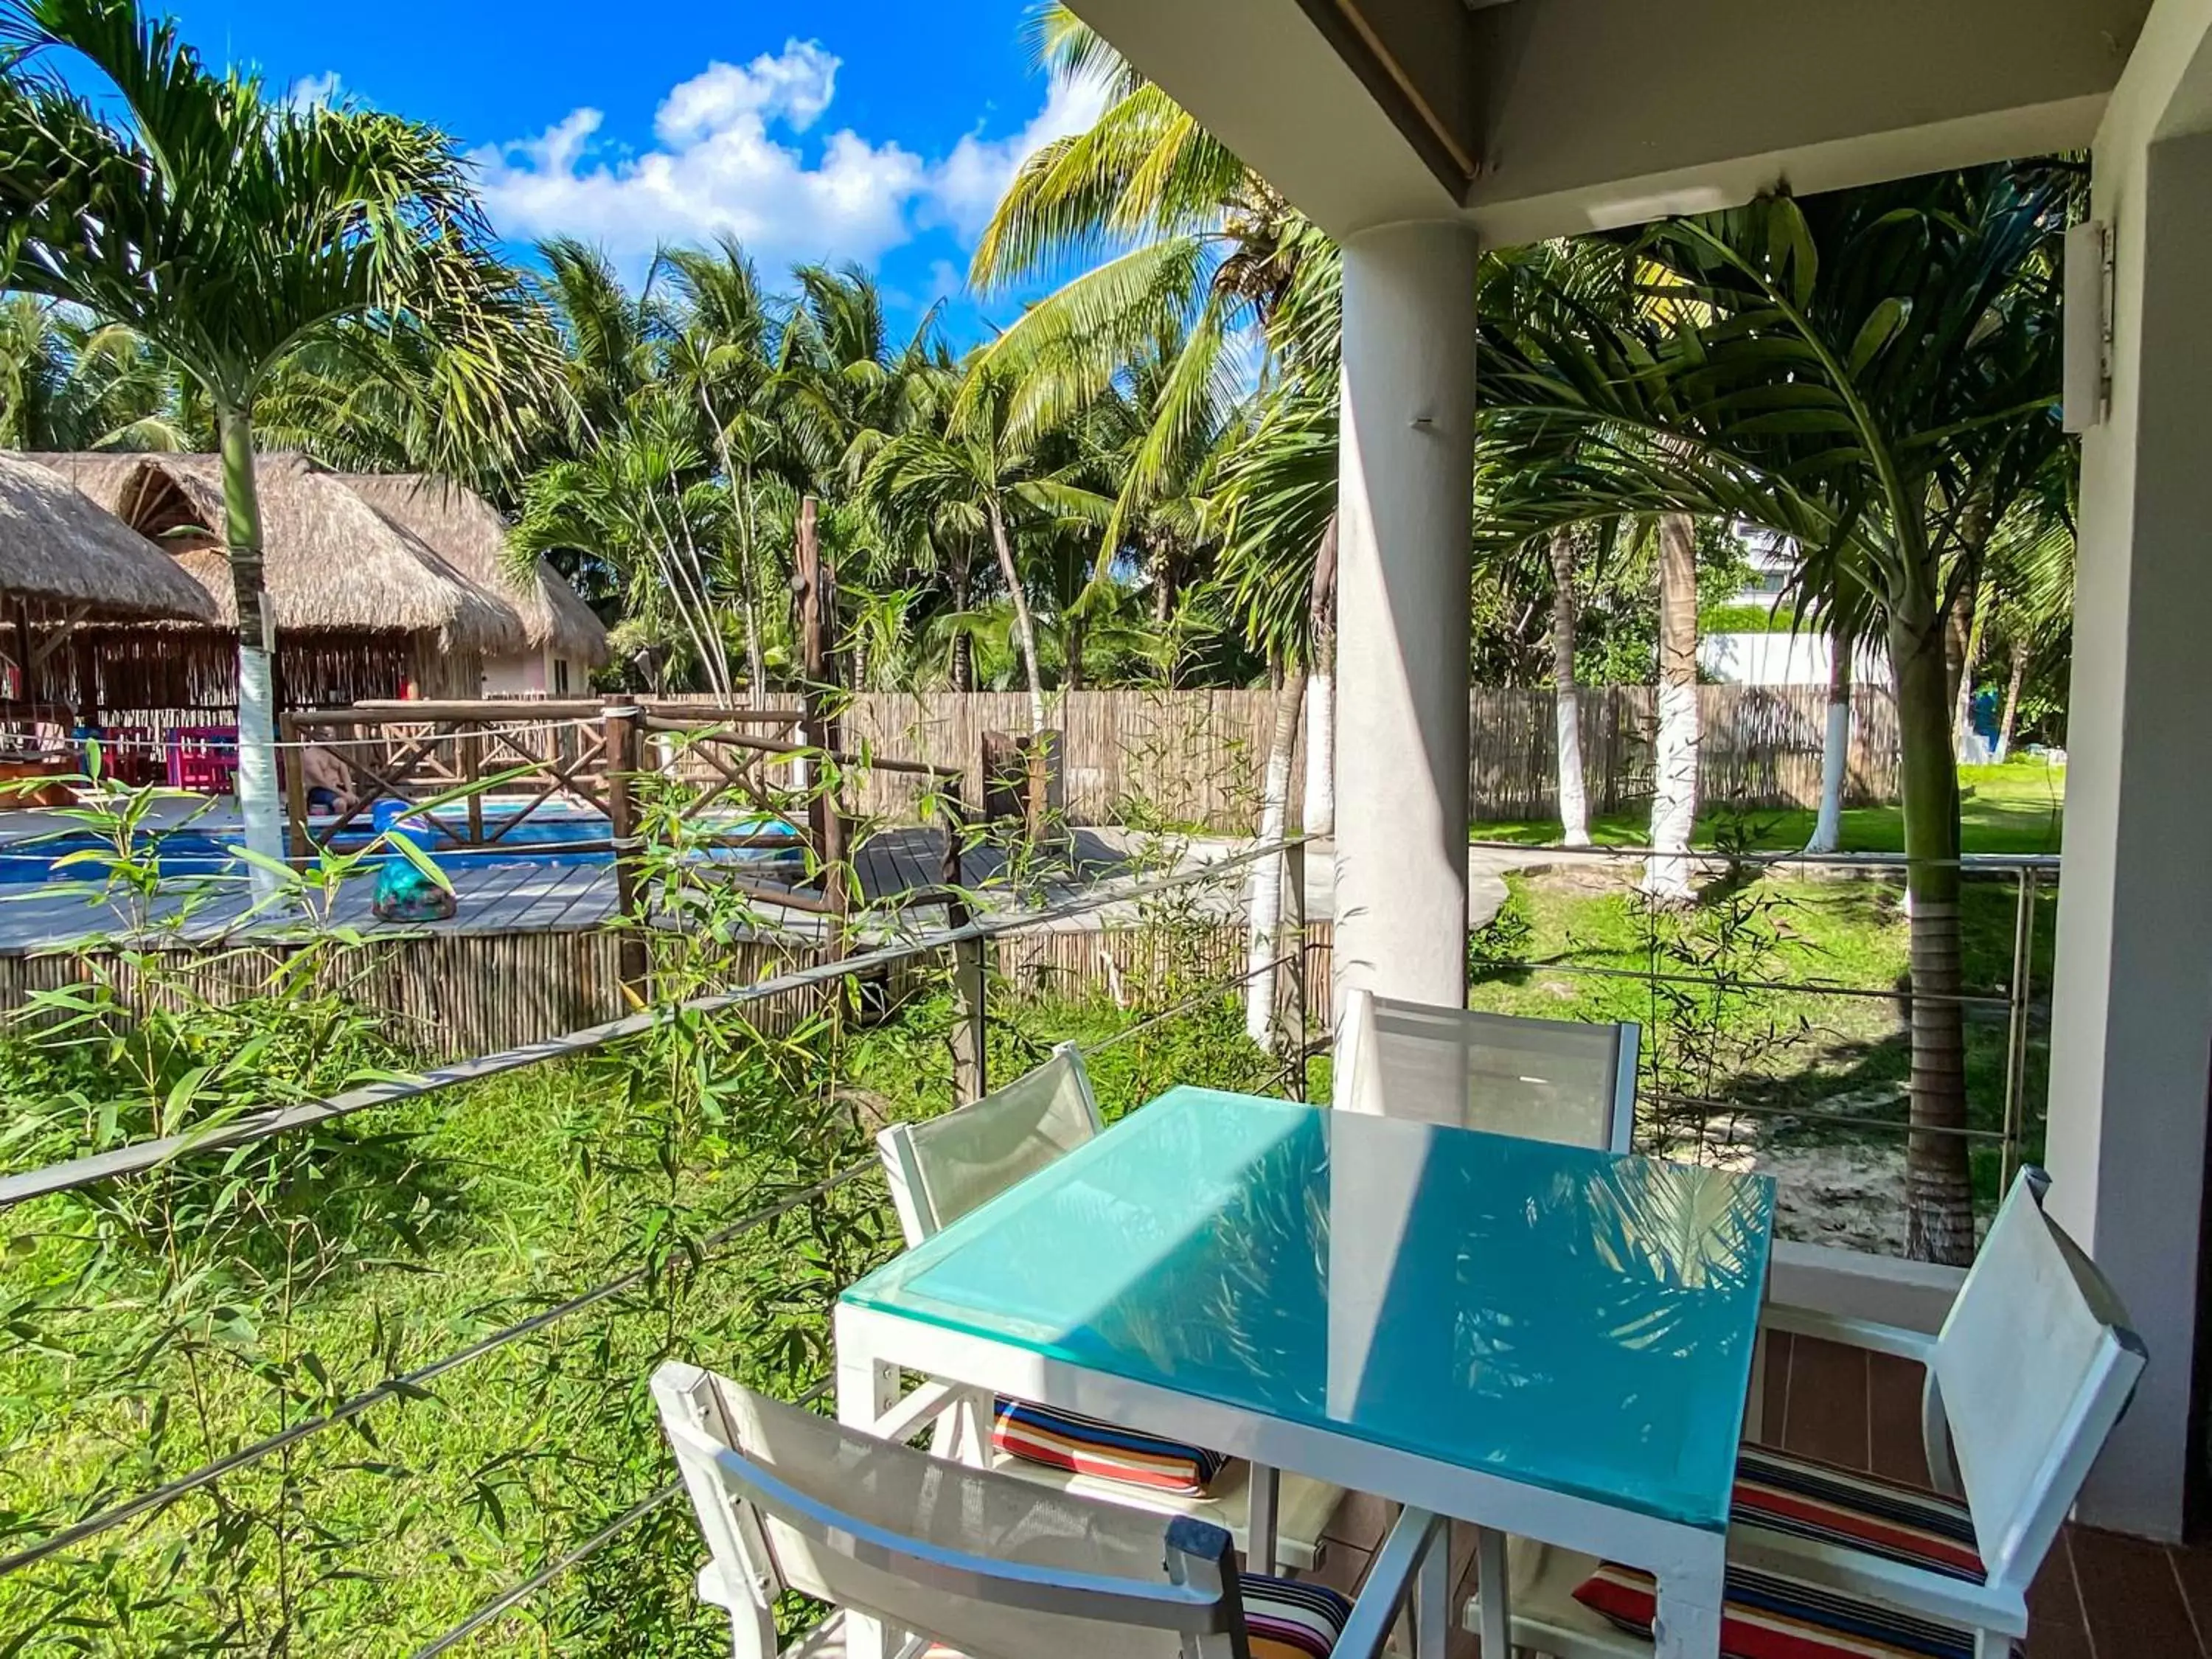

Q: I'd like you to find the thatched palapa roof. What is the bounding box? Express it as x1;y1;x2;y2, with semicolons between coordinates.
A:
35;452;530;654
343;473;609;666
0;453;220;623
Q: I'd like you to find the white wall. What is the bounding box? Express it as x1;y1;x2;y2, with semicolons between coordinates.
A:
2045;0;2212;1540
1699;633;1891;688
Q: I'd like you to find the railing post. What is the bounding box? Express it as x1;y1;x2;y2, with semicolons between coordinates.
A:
462;728;484;846
604;704;647;991
279;712;310;868
1285;835;1308;1102
2000;866;2038;1194
947;897;989;1105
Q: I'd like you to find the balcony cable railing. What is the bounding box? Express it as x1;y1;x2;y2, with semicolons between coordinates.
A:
0;830;2053;1654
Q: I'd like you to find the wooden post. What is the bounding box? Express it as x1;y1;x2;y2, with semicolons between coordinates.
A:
604;704;648;990
71;631;98;732
462;728;484;846
947;897;988;1105
280;712;310;866
939;782;967;892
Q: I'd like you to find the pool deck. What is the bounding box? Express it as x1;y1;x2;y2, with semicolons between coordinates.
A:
0;818;1302;953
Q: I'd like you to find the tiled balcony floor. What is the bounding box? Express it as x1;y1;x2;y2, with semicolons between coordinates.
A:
1302;1332;2212;1657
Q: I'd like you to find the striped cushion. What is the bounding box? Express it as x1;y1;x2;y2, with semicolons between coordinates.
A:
911;1575;1346;1659
1572;1560;2014;1659
1241;1573;1353;1659
1733;1450;1985;1583
991;1397;1228;1495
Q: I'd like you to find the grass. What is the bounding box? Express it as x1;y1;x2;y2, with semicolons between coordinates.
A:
0;958;1292;1659
1470;761;2067;855
1461;858;2053;1217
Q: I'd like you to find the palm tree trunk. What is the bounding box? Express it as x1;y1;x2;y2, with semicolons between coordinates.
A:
947;542;975;692
218;406;287;902
1643;513;1702;900
1245;661;1307;1048
1893;596;1975;1266
1064;613;1087;693
1994;638;2029;762
1549;526;1590;847
1807;635;1854;854
985;499;1046;734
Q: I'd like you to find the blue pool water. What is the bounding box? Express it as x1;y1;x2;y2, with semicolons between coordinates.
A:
0;806;806;886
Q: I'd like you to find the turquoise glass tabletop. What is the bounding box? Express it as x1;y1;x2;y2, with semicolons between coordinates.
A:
843;1087;1776;1531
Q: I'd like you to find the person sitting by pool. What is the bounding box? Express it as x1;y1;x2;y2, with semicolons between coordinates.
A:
299;744;357;816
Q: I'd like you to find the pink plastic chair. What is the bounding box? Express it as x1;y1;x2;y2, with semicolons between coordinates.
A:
167;726;240;794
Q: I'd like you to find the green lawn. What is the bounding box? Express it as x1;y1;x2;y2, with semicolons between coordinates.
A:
0;969;1287;1658
1461;859;2052;1222
1471;762;2066;856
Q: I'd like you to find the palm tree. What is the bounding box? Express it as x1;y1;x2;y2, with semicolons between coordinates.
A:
0;294;182;451
866;365;1108;734
0;0;551;888
1478;168;2070;1263
967;6;1332;591
658;238;787;703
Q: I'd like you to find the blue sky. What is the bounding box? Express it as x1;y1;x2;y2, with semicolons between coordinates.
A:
150;0;1100;346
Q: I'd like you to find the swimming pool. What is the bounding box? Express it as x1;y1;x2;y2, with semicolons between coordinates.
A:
0;804;807;886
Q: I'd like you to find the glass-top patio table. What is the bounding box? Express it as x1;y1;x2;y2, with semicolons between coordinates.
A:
835;1086;1775;1658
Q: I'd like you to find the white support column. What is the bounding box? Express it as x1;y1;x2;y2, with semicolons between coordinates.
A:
1332;221;1479;1018
2045;106;2212;1537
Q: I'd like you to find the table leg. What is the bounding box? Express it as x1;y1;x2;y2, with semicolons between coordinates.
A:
836;1333;904;1659
1652;1540;1727;1659
1475;1526;1509;1658
1248;1464;1280;1577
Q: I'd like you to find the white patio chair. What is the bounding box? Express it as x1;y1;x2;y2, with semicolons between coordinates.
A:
1467;1166;2146;1659
1334;987;1640;1153
874;1043;1345;1573
653;1363;1450;1659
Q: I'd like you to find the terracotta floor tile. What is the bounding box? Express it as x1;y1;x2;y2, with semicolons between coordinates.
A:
1866;1349;1933;1488
2028;1531;2089;1635
2069;1526;2202;1658
2170;1537;2212;1655
1753;1329;1792;1446
1781;1334;1870;1470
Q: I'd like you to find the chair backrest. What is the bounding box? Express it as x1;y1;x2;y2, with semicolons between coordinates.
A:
1933;1168;2145;1590
876;1041;1104;1245
1334;987;1639;1152
653;1363;1249;1659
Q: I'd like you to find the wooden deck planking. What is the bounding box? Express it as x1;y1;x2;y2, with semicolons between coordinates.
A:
0;823;1257;954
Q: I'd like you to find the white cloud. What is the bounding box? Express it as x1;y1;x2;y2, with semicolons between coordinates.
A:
926;71;1113;240
654;39;839;143
473;38;1109;276
283;71;342;113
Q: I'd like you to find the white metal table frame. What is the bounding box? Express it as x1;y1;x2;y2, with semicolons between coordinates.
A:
835;1298;1735;1659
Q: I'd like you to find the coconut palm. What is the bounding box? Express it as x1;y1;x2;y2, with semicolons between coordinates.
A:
0;0;552;889
0;294;181;451
967;5;1333;586
864;365;1109;733
1476;167;2070;1263
658;238;789;701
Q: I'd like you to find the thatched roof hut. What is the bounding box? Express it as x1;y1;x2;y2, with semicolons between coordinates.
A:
36;452;526;653
0;453;219;623
343;473;609;667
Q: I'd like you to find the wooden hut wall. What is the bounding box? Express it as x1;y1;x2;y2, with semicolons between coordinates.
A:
38;630;483;731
